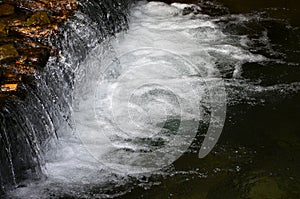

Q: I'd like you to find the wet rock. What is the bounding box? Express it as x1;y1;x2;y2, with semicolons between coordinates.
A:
0;22;7;36
0;4;15;17
45;0;77;10
151;0;199;4
0;44;19;62
6;18;26;28
0;69;3;83
17;47;50;68
26;11;50;26
10;24;58;42
1;73;22;83
4;0;77;12
0;0;77;100
0;37;25;47
182;5;201;15
1;83;18;92
51;10;72;23
2;64;36;75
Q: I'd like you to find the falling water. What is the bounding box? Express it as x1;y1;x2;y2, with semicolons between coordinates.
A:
1;0;300;198
0;0;131;196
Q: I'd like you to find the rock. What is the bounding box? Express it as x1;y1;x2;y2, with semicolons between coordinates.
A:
45;0;77;10
4;0;77;12
10;24;58;42
1;64;35;75
0;22;7;36
0;4;15;17
0;0;76;99
0;37;23;47
17;47;50;68
51;10;72;23
1;73;22;83
182;5;201;15
26;11;51;26
0;69;3;83
6;18;26;27
150;0;199;4
0;83;18;92
0;44;19;62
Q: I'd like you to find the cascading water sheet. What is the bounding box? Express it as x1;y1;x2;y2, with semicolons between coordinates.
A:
10;1;296;198
73;1;263;173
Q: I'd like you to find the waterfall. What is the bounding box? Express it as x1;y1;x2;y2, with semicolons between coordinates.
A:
0;0;132;195
1;0;299;198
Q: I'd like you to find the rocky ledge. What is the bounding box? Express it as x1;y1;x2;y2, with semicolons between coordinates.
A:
151;0;199;4
0;0;76;104
0;0;199;104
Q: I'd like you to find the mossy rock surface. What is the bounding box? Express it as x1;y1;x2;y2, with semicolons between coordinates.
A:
0;44;19;62
26;11;51;26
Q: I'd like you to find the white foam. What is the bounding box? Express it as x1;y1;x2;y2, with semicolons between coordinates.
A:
10;1;266;198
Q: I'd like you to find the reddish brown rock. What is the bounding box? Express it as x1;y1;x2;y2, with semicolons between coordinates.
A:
0;22;7;36
1;83;18;92
1;64;36;75
2;73;22;83
26;11;51;26
150;0;199;4
0;4;15;16
10;24;58;40
4;0;77;12
17;47;50;68
0;44;19;62
0;0;77;97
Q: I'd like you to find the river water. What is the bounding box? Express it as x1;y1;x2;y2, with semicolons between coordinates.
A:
7;0;300;198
